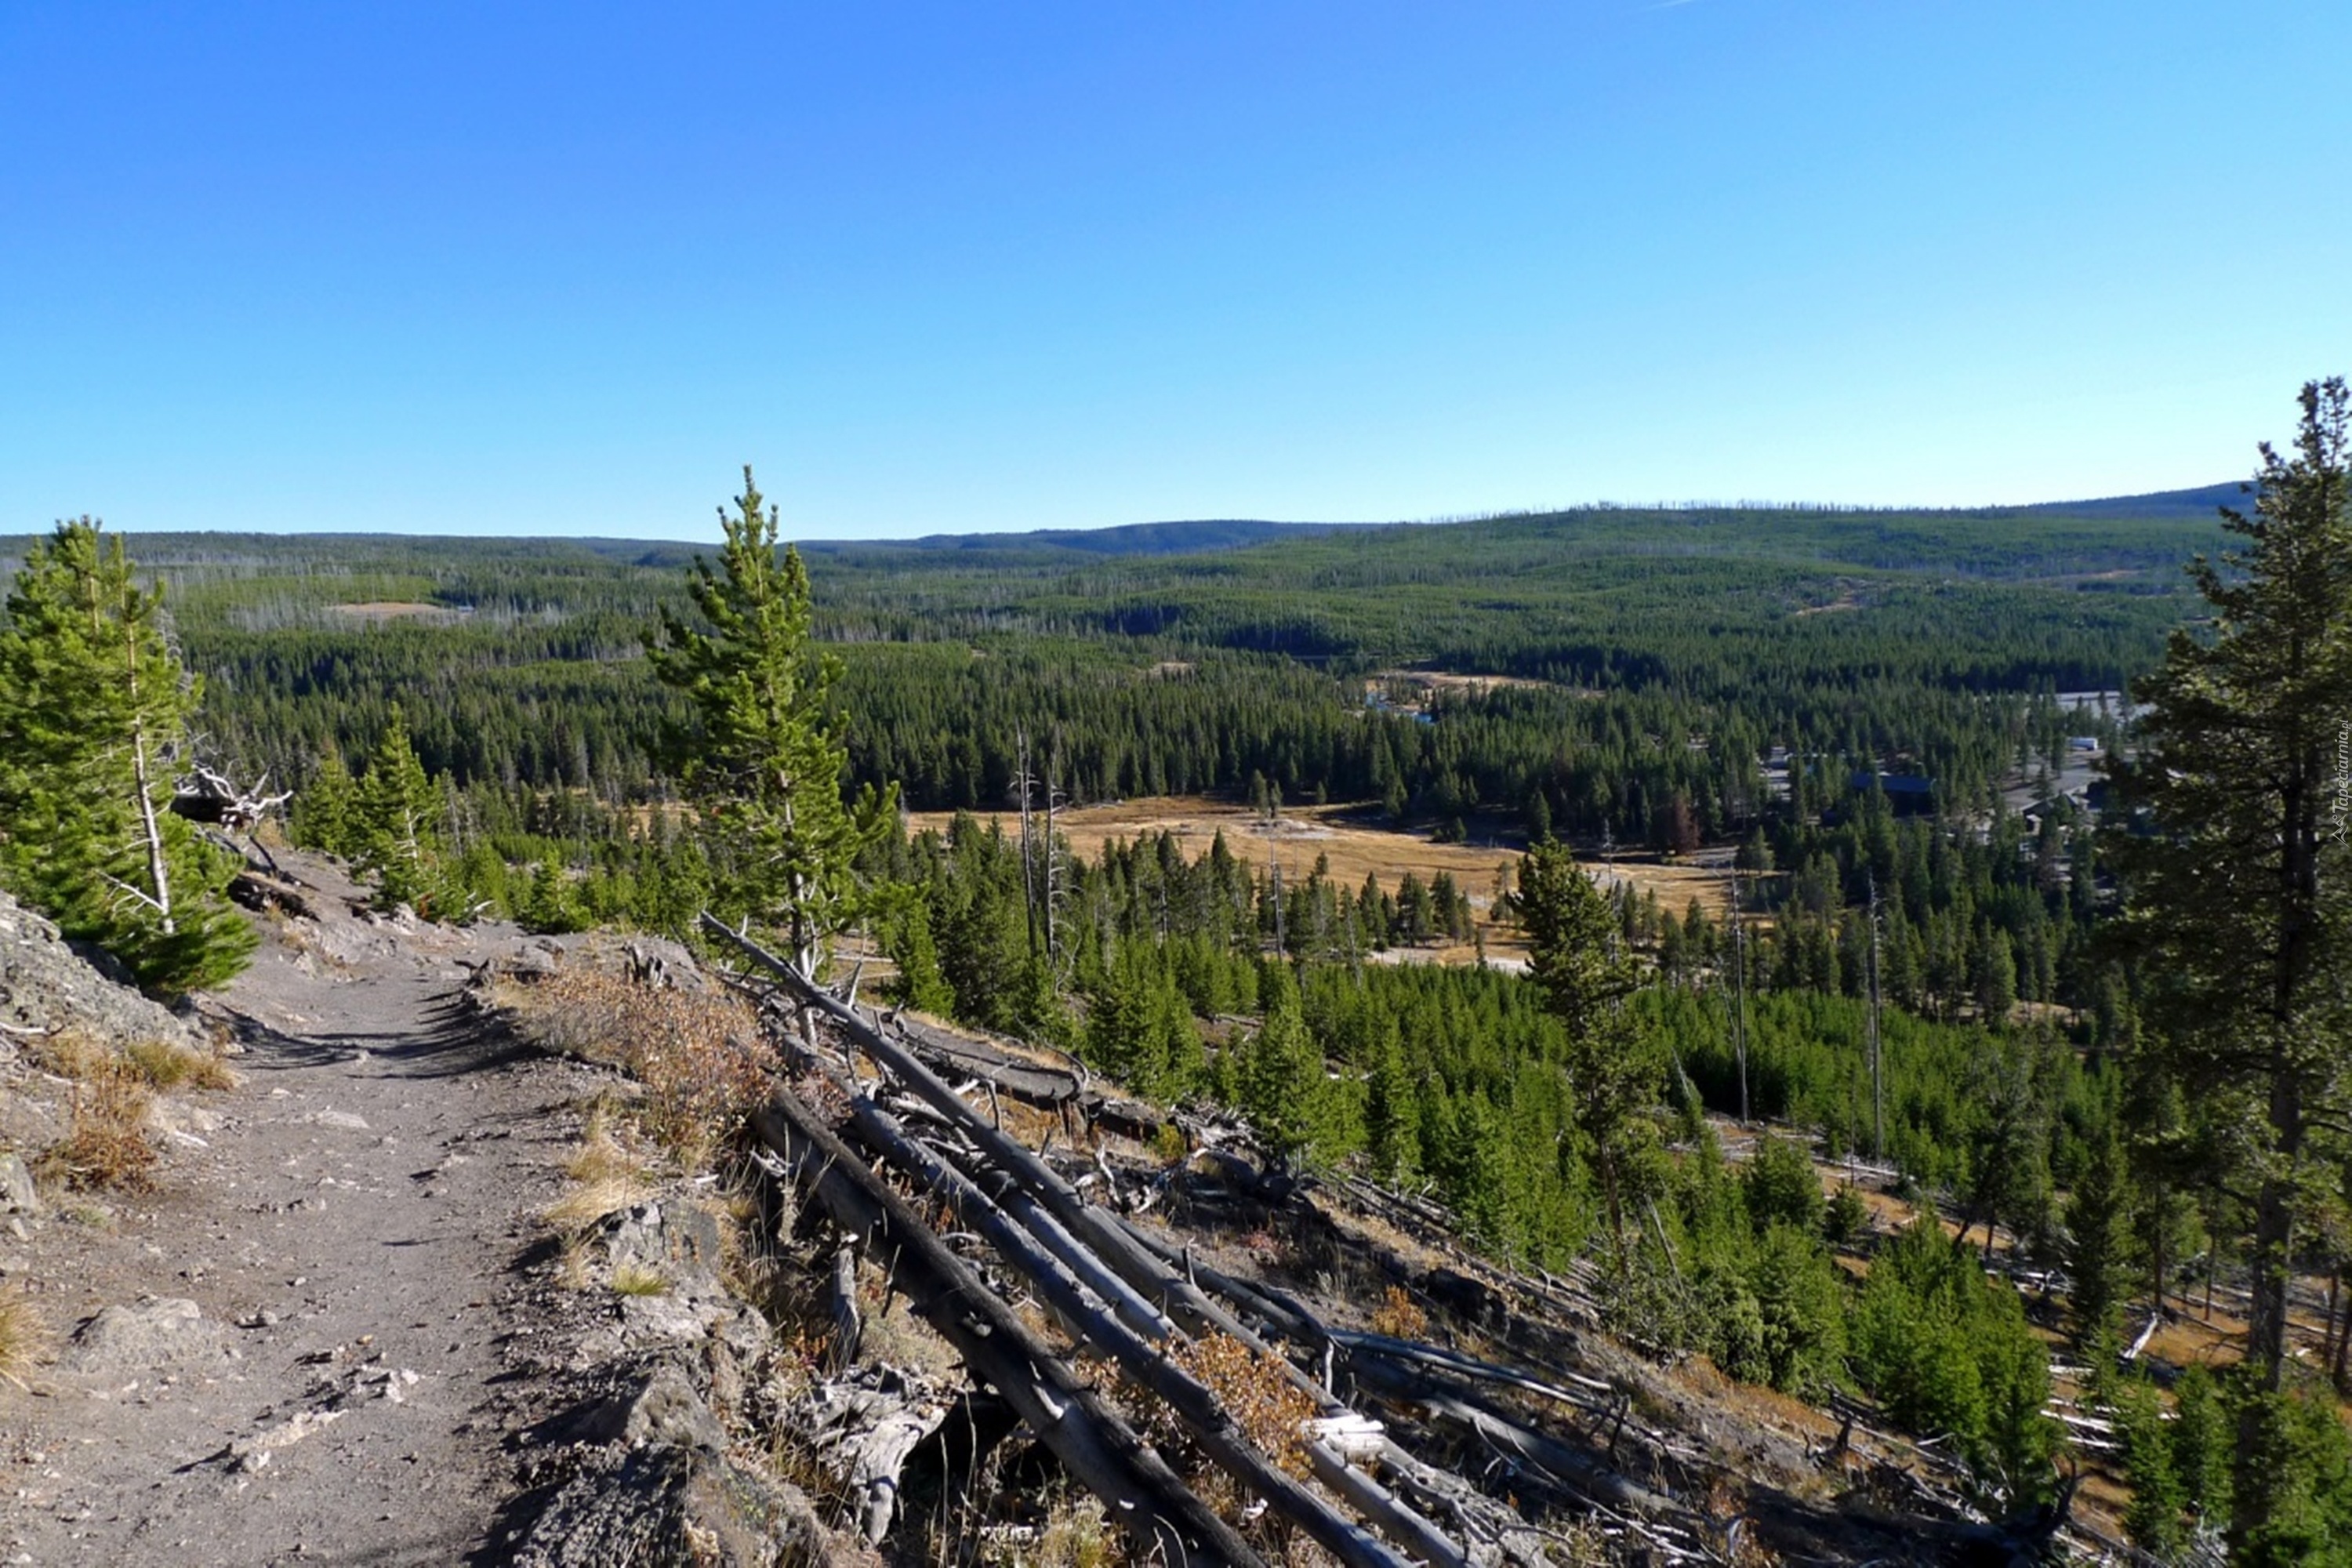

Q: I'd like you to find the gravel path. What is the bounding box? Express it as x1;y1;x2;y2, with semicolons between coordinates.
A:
2;880;597;1566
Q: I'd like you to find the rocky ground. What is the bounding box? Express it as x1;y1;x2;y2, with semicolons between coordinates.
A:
0;858;630;1566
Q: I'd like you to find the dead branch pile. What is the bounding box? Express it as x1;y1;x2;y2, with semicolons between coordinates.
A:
702;913;2081;1566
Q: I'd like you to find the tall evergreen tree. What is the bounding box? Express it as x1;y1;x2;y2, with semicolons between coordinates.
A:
0;518;253;990
288;749;361;858
2064;1121;2130;1350
353;706;456;917
647;467;894;978
2107;379;2352;1548
1515;839;1660;1269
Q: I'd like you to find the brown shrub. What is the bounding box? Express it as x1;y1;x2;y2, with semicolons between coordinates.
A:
1369;1285;1429;1341
39;1058;158;1192
510;972;773;1165
1162;1332;1323;1481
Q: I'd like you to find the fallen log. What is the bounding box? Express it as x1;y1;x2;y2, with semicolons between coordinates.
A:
708;916;1327;1399
1330;1331;1612;1414
839;1092;1417;1568
714;917;1690;1558
1309;1440;1468;1568
1346;1356;1690;1524
172;763;292;833
918;1129;1176;1345
228;868;318;920
896;1014;1084;1105
1374;1443;1559;1568
826;1240;862;1375
751;1084;1264;1567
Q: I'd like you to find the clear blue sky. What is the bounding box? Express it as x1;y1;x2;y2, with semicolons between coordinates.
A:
3;3;2345;542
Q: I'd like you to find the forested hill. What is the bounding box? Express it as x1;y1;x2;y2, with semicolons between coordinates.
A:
877;517;1369;556
0;487;2226;834
2011;481;2245;520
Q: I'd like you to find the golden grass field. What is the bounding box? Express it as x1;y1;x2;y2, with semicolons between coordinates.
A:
904;795;1731;968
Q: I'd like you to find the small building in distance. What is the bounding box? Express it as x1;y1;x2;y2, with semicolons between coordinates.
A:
1850;771;1938;817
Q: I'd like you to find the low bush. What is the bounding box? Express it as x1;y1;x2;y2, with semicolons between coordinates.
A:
39;1058;158;1192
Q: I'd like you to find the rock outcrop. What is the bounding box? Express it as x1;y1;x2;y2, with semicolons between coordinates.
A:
0;890;205;1053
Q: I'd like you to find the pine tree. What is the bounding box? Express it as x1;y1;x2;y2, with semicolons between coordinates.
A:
2065;1121;2130;1349
288;750;361;858
1515;839;1661;1269
0;518;253;991
354;706;455;917
2107;379;2352;1547
877;884;956;1016
2118;1377;2187;1555
518;850;586;935
1364;1014;1421;1179
2171;1364;2232;1529
1240;970;1332;1167
647;467;894;978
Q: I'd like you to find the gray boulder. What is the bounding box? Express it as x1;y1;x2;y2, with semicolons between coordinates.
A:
572;1362;727;1454
60;1296;226;1377
506;1440;864;1567
0;1152;38;1216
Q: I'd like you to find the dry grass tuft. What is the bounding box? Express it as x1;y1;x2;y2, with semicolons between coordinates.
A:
125;1037;238;1092
556;1231;594;1291
561;1101;655;1187
545;1172;652;1233
38;1058;158;1192
1029;1494;1114;1568
0;1290;44;1389
29;1029;108;1083
610;1260;669;1297
506;972;772;1165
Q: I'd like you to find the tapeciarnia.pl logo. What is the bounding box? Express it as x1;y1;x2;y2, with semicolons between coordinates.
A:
2336;721;2350;843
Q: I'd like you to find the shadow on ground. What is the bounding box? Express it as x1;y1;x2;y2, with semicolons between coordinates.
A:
220;992;541;1079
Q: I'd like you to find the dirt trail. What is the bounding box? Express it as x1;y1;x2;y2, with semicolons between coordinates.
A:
3;869;601;1566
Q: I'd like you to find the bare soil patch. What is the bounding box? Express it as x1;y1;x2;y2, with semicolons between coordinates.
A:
1369;667;1552;697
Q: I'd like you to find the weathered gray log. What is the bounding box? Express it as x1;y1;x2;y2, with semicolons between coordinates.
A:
717;920;1686;1554
751;1084;1264;1567
1136;1214;1688;1534
918;1129;1175;1343
826;1240;862;1375
1308;1440;1468;1568
840;1094;1420;1568
172;763;291;832
228;869;317;920
709;916;1320;1391
1374;1441;1567;1568
1330;1331;1610;1414
897;1014;1083;1104
1389;1377;1688;1523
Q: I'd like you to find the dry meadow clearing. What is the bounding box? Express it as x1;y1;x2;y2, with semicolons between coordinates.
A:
905;795;1732;969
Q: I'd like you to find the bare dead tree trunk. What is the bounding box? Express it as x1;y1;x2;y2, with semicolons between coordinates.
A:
129;714;176;935
1014;728;1039;960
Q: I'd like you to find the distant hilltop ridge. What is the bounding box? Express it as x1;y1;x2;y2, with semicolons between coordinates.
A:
60;483;2239;558
804;482;2242;558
